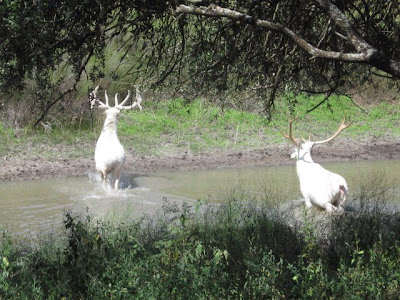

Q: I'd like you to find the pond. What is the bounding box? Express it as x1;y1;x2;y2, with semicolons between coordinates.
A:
1;159;399;236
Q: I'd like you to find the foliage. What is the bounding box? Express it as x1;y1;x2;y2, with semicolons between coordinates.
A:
0;0;170;90
1;178;400;299
0;0;399;122
0;0;173;125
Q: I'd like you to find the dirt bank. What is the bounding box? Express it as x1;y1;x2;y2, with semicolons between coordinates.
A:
1;138;400;182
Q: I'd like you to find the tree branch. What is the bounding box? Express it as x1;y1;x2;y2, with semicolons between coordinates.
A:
33;48;93;128
176;3;400;78
314;0;371;53
33;87;75;128
176;4;370;62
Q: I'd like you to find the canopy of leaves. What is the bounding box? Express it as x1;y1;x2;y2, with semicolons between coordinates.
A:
0;0;170;90
0;0;399;119
175;0;400;112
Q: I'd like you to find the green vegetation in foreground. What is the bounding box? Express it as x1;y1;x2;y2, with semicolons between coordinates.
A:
1;175;400;299
0;94;399;159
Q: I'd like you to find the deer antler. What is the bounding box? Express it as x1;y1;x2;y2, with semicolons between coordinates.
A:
314;117;352;145
135;88;143;110
90;86;143;111
118;88;142;110
89;86;107;110
280;116;300;146
118;90;132;107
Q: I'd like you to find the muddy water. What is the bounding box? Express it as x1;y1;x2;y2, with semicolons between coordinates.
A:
0;174;191;236
136;159;400;201
1;160;399;236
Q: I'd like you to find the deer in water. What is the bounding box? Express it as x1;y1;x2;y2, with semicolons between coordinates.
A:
89;86;143;190
282;117;351;212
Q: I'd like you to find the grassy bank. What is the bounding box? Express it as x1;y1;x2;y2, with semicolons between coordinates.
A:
1;178;400;299
1;93;399;160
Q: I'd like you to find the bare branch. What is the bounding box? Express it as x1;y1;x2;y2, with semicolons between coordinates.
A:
176;3;400;78
33;87;75;128
176;4;371;63
314;0;371;53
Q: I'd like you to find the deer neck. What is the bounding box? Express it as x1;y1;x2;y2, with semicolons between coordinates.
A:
102;114;118;134
296;151;314;180
297;151;314;164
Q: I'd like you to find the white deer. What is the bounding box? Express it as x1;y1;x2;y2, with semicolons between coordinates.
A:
282;117;351;212
89;86;143;190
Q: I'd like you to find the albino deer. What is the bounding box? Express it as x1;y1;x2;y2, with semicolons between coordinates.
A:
282;117;351;212
89;86;143;189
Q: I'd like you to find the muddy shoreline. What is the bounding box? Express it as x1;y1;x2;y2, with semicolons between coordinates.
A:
1;138;400;182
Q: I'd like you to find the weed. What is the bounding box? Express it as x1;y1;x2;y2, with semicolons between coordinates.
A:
1;175;399;298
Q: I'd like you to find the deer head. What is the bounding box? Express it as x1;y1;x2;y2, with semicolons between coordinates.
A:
89;85;142;113
281;117;352;161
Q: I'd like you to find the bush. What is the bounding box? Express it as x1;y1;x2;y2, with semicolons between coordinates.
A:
1;178;400;299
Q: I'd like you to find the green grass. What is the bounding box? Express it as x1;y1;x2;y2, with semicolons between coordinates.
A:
0;93;399;159
117;97;268;155
1;177;400;299
0;122;97;160
118;93;400;156
273;93;400;139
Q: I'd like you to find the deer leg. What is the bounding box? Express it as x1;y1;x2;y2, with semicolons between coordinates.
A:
304;197;313;208
325;203;337;213
334;185;348;210
101;171;108;186
114;178;120;190
339;185;347;207
113;168;123;190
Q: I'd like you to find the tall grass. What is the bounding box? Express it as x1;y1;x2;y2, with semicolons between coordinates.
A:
1;176;400;299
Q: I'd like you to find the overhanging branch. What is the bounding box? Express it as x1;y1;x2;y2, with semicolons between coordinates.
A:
176;4;370;62
314;0;371;53
176;3;400;78
33;87;75;128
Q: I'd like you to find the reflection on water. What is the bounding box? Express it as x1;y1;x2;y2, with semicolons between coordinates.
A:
0;159;399;236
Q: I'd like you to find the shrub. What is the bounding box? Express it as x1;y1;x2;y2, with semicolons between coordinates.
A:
1;176;400;299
